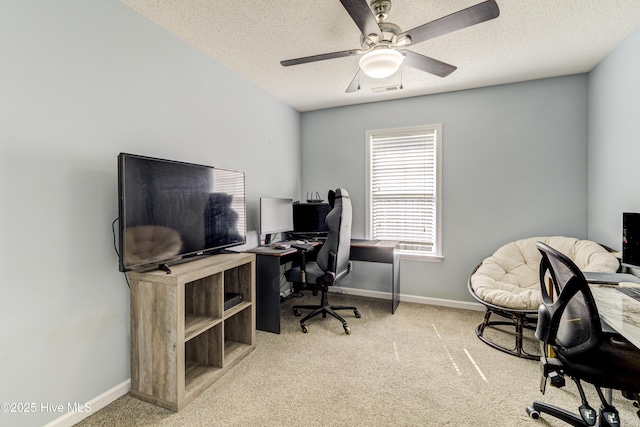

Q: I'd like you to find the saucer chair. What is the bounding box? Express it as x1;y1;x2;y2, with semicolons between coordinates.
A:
468;236;619;360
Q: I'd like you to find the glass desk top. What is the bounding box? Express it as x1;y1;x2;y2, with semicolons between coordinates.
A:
590;284;640;348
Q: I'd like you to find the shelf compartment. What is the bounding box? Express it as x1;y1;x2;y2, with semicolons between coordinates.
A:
224;263;253;304
223;341;253;366
185;323;223;390
184;316;222;342
223;306;253;366
223;301;251;320
184;361;223;402
185;274;223;320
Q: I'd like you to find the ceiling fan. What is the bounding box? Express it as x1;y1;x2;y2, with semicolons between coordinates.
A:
280;0;500;93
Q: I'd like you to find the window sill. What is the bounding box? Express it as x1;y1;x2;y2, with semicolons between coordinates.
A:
397;252;444;262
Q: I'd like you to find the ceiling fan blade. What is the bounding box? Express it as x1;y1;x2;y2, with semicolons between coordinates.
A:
401;50;457;77
340;0;382;39
281;49;363;67
399;0;499;46
346;69;363;93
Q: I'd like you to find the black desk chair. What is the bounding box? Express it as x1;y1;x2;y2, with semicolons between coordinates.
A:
285;188;360;334
526;242;640;426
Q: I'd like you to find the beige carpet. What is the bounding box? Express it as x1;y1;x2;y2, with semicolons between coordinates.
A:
77;293;640;426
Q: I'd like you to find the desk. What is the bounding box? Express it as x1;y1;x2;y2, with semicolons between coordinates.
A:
247;244;313;334
589;284;640;404
247;239;399;333
590;284;640;348
349;239;400;314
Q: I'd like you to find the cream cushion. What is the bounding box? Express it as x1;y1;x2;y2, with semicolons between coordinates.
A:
470;236;619;310
124;225;183;267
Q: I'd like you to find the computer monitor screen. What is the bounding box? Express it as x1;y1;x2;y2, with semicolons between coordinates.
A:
623;212;640;269
259;198;293;236
293;203;331;236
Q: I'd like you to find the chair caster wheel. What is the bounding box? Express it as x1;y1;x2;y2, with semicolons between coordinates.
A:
293;308;301;317
344;325;351;335
526;406;540;420
354;309;361;318
301;324;308;333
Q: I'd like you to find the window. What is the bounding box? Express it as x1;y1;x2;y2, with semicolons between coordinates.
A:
366;124;442;259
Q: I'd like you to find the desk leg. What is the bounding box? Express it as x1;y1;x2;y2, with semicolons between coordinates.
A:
255;255;282;334
392;250;400;314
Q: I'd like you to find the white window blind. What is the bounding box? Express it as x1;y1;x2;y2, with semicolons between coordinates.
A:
367;125;441;256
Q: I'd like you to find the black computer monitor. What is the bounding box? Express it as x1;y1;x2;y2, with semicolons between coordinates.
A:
623;212;640;269
260;198;293;243
293;203;331;237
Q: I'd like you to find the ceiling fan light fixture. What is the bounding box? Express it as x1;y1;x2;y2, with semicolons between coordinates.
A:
359;48;404;79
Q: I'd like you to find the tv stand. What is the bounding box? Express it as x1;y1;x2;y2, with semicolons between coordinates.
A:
129;252;256;411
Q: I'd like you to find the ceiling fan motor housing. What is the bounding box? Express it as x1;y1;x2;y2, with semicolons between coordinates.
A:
360;21;402;49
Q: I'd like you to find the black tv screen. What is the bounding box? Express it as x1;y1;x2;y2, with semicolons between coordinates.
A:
623;212;640;269
117;153;246;272
293;203;331;236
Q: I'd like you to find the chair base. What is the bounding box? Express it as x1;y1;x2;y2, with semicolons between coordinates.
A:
527;401;596;427
293;290;360;334
475;305;540;360
527;373;633;427
527;400;623;427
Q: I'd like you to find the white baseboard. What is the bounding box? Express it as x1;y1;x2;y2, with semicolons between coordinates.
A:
330;286;484;312
43;379;130;427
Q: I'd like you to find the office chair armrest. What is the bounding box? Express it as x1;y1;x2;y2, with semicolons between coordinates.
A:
325;266;350;283
323;271;336;283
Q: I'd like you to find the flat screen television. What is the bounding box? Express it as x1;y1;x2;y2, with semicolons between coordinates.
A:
117;153;246;272
292;202;331;237
623;212;640;269
259;197;293;243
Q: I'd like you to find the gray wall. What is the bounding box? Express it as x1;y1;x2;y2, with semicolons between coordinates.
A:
0;1;300;426
301;75;589;302
588;27;640;250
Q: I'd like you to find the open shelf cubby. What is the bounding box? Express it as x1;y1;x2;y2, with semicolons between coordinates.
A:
129;252;256;411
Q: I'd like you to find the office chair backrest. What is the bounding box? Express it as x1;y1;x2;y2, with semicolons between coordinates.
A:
317;188;352;275
535;242;603;357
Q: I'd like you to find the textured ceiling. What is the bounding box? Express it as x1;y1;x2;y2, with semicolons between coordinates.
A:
121;0;640;112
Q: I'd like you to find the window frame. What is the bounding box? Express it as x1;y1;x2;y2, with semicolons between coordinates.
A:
365;124;443;261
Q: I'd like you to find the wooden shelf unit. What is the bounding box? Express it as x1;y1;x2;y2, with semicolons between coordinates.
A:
129;252;256;411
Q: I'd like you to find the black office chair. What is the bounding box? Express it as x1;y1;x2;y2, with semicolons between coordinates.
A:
526;242;640;426
285;188;360;334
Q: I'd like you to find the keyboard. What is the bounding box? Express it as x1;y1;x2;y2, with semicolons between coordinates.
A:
269;239;313;247
617;287;640;303
583;271;640;284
